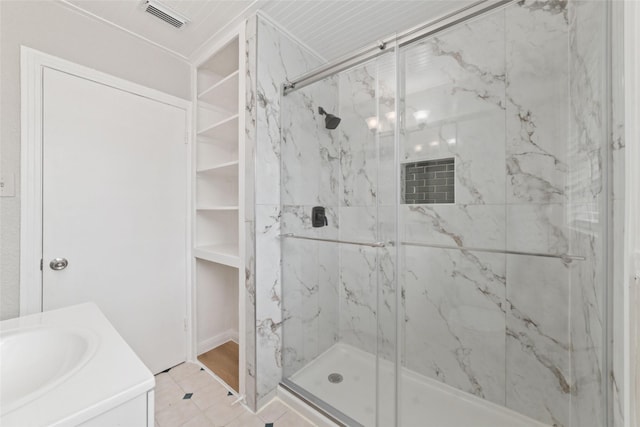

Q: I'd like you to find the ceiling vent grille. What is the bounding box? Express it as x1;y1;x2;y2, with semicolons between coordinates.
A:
144;0;188;28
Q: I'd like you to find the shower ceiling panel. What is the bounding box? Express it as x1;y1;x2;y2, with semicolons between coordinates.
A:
260;1;476;61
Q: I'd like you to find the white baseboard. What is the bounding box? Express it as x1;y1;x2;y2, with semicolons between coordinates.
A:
257;388;277;411
197;329;238;354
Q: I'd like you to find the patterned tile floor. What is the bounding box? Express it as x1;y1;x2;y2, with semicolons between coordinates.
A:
154;362;316;427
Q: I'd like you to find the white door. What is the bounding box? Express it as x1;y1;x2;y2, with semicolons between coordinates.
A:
42;67;188;374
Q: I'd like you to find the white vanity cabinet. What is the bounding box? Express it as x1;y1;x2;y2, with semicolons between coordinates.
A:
0;303;155;427
79;392;152;427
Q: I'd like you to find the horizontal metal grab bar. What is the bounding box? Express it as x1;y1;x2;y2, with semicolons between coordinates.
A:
280;233;386;248
279;234;585;261
400;241;586;261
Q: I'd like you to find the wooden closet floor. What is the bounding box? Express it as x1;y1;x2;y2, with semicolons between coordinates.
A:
198;341;239;392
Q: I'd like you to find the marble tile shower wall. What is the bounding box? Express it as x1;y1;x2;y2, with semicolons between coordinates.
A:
279;81;341;377
336;59;397;360
247;1;610;424
504;3;573;426
610;2;626;426
249;15;339;407
243;16;257;411
401;7;510;411
568;2;609;427
399;2;608;427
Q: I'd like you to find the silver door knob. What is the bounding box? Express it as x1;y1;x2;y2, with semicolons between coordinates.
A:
49;258;68;271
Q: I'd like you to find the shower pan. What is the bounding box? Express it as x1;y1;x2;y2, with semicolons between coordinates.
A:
279;1;613;426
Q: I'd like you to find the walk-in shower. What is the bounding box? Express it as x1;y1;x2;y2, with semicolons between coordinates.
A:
279;1;612;426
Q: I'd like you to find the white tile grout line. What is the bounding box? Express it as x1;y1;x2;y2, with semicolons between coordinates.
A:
269;398;319;426
193;360;246;405
159;361;318;425
155;362;245;427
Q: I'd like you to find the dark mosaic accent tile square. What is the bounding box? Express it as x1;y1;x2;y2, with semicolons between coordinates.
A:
227;391;233;396
200;367;205;371
403;158;455;204
265;424;274;427
183;393;193;399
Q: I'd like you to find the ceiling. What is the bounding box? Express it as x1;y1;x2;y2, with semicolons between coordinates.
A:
61;0;474;62
62;0;257;59
258;1;474;61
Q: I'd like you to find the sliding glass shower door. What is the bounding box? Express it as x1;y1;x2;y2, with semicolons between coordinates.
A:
279;50;398;426
398;2;609;426
398;8;514;426
279;1;610;426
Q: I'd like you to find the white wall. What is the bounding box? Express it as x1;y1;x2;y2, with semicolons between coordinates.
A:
0;0;191;320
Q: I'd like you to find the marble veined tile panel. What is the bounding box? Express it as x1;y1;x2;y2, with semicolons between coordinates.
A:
505;1;569;205
505;254;572;427
403;245;507;405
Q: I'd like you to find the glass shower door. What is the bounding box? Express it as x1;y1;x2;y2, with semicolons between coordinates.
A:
280;50;398;427
398;11;510;425
279;2;610;425
397;2;610;427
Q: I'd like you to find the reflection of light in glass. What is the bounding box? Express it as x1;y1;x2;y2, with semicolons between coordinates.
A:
447;138;457;145
413;110;430;122
414;144;423;153
366;116;378;130
386;111;396;123
430;140;439;147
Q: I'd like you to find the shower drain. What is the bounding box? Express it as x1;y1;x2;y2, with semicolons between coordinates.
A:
328;373;343;384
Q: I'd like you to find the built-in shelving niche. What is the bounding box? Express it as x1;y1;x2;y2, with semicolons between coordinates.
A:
194;34;242;393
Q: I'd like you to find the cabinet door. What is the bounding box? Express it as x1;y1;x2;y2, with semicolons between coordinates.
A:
79;394;149;427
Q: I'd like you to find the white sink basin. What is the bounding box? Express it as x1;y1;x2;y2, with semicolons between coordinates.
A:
0;326;98;414
0;304;153;427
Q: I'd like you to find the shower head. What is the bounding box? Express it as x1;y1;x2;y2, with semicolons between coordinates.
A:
318;107;341;130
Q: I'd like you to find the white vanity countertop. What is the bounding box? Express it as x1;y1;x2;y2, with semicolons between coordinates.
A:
0;303;155;427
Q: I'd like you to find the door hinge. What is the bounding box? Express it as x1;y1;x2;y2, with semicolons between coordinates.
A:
40;259;43;271
184;318;188;331
184;130;189;145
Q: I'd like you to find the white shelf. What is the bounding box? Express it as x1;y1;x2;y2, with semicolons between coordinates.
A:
197;115;239;141
198;70;239;111
199;38;239;78
194;34;243;390
194;244;240;268
196;160;239;176
195;177;238;207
